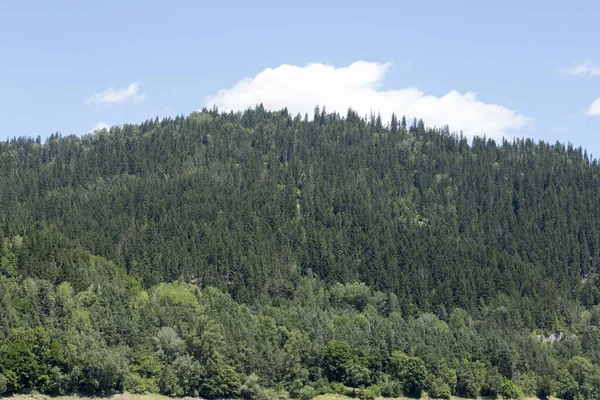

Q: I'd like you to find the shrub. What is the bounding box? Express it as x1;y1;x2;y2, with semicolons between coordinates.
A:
298;385;315;400
429;377;452;399
536;376;555;399
0;373;7;394
124;373;146;394
287;379;304;398
380;379;402;398
313;378;331;395
500;378;523;399
241;374;289;400
360;384;380;400
329;381;353;396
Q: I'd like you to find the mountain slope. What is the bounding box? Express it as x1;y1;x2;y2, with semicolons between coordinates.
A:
2;107;599;321
1;107;600;398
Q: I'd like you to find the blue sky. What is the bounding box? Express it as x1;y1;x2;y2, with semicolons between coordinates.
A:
1;0;599;155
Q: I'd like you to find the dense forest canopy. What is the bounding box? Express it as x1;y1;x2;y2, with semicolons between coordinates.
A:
1;106;600;399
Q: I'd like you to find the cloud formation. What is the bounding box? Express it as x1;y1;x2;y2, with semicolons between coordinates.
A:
205;61;530;139
90;121;110;133
568;62;600;77
85;82;146;106
588;98;600;116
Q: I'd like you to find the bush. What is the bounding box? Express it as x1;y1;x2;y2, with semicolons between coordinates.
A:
298;385;315;400
126;366;161;394
241;374;262;399
429;377;452;399
1;327;57;392
241;374;289;400
0;373;7;394
329;381;353;396
536;376;555;399
287;379;303;398
313;378;331;395
0;370;17;394
124;373;146;394
512;371;537;397
500;378;523;399
360;384;380;400
261;388;290;400
380;379;402;398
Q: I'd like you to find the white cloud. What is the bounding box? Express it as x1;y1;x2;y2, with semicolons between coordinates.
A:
205;61;530;139
567;62;600;77
85;82;146;106
588;98;600;116
90;121;110;132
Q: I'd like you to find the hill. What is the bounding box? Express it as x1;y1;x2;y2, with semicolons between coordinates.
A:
1;107;599;398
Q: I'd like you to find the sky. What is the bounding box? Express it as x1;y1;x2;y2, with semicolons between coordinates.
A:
1;0;599;155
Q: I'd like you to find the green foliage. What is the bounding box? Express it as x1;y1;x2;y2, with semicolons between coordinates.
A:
456;359;485;398
330;282;371;311
241;373;288;400
328;381;354;396
0;244;17;277
1;109;600;398
359;384;380;400
0;373;7;394
64;333;128;394
0;327;58;392
4;109;600;322
379;378;403;398
124;372;158;394
499;378;523;399
154;326;186;362
482;368;503;398
297;385;315;400
389;351;428;397
172;354;201;395
322;340;354;383
199;361;241;398
428;377;452;399
158;365;182;396
565;356;600;399
557;372;580;400
536;375;555;399
240;374;264;399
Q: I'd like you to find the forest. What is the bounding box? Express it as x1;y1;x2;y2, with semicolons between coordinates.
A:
1;106;600;399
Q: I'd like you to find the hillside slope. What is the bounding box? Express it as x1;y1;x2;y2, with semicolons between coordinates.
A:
1;107;600;398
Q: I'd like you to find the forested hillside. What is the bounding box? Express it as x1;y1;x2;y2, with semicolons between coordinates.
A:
1;107;600;399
